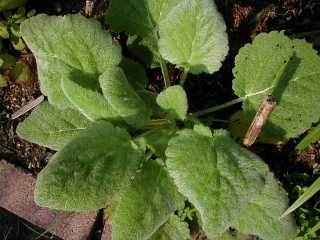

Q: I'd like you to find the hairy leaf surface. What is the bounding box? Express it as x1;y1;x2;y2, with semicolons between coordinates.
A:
159;0;229;74
61;75;121;123
21;14;121;108
16;102;90;151
35;121;142;211
109;161;184;240
233;171;297;240
135;125;177;157
156;85;188;121
150;214;190;240
99;67;151;128
233;31;320;141
166;130;265;237
107;0;181;37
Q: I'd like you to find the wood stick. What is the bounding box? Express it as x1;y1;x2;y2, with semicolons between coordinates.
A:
243;95;277;147
85;0;95;17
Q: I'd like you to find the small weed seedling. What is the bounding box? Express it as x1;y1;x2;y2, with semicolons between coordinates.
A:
16;0;320;239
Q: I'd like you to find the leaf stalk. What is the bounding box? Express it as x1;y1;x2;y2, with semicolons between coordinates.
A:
180;67;189;86
159;57;171;88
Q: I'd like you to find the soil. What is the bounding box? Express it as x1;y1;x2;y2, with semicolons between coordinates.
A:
0;0;320;239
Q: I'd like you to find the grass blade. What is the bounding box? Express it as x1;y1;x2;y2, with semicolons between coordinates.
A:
281;176;320;218
296;122;320;150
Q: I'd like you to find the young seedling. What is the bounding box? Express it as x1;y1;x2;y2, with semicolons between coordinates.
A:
16;1;320;239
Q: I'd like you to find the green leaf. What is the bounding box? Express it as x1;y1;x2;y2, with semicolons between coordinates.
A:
135;125;177;157
217;231;249;240
281;176;320;218
0;0;25;12
193;124;213;137
156;85;188;121
0;74;7;87
35;121;143;211
107;0;181;37
150;214;190;240
127;35;160;68
109;161;184;240
296;122;320;150
138;90;163;117
233;31;320;141
99;66;151;128
0;53;16;70
0;21;9;39
16;102;90;151
61;74;122;123
11;61;32;82
119;58;148;90
166;129;265;238
21;14;122;109
233;170;297;240
159;0;229;74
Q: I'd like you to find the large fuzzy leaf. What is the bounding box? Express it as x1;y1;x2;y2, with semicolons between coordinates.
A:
156;85;188;121
61;74;121;123
232;171;297;240
99;67;151;128
159;0;228;74
35;121;142;211
16;102;90;151
108;161;184;240
233;31;320;141
166;130;265;238
20;14;121;108
150;214;190;240
106;0;181;37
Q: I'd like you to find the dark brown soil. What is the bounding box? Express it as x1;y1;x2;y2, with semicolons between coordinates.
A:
0;55;49;173
0;0;319;239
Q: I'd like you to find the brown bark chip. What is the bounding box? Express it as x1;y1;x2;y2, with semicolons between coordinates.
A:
0;160;98;240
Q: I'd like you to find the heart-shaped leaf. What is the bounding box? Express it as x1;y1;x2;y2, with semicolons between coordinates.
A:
35;121;143;211
233;31;320;141
166;129;266;238
159;0;229;74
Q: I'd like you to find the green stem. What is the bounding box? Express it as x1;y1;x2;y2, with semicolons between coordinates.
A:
191;85;274;118
159;58;170;88
143;119;172;129
191;97;245;118
180;67;189;86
